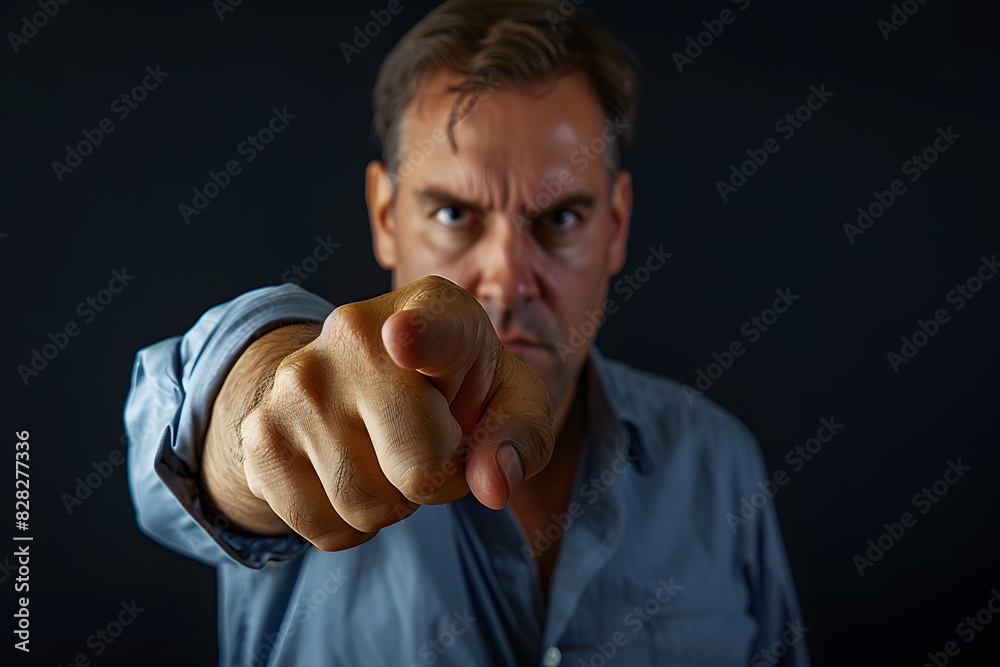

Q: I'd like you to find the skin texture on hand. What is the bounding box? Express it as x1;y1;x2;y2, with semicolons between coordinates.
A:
201;322;323;536
204;70;633;563
201;275;554;552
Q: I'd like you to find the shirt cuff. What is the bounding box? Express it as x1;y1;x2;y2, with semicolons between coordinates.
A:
159;284;334;568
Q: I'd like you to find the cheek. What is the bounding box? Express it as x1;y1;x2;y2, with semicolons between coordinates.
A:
393;222;478;288
544;258;610;329
391;205;440;282
551;229;612;290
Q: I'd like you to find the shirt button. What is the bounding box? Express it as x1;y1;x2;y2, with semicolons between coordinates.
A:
542;646;562;666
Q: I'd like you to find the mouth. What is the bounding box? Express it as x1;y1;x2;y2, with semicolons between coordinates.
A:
500;337;550;354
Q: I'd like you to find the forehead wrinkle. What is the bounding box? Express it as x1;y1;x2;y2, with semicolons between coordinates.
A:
452;162;514;213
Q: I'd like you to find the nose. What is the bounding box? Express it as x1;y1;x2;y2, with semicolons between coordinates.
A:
472;215;540;312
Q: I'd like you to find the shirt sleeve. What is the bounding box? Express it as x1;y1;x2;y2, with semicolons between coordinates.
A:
124;284;335;569
743;441;811;667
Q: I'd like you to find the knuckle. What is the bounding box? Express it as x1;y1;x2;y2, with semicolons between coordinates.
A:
312;530;376;552
283;495;347;545
318;449;411;532
526;412;555;460
239;410;289;465
380;415;463;485
465;407;510;453
519;386;555;456
528;374;553;414
379;388;435;446
345;499;414;533
330;302;367;336
394;456;462;502
497;420;552;477
511;356;553;414
270;348;329;413
344;515;383;535
327;303;385;371
325;456;379;513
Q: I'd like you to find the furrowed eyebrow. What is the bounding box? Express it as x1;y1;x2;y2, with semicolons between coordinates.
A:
415;188;485;214
415;188;596;220
525;195;596;221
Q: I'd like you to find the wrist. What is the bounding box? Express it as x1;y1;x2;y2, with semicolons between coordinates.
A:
200;322;322;534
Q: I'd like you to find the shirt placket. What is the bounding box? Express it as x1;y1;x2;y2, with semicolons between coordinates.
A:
537;428;628;666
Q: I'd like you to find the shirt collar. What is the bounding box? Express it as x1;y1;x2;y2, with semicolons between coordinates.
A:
582;345;653;475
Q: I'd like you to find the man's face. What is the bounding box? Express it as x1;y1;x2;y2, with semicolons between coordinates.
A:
367;70;632;407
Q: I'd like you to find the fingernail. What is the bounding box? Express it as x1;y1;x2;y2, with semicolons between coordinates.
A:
496;444;524;501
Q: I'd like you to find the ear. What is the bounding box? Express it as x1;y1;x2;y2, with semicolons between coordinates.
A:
606;170;633;275
366;159;397;270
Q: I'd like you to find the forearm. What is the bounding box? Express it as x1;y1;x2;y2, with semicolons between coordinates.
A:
201;323;322;534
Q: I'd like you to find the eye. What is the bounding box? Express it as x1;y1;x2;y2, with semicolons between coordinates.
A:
433;206;470;227
547;209;581;229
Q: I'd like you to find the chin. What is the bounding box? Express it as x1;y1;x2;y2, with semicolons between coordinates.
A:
534;354;580;406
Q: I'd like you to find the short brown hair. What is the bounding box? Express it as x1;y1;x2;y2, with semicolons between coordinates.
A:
373;0;640;181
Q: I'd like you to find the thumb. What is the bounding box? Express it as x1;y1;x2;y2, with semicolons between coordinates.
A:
381;275;554;508
463;354;554;510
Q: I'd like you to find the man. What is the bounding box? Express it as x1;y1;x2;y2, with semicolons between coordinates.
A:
125;1;808;665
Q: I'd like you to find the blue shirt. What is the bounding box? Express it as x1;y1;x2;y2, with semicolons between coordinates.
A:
125;284;809;667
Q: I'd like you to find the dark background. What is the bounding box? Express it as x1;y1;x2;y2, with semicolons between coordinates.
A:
2;0;998;665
